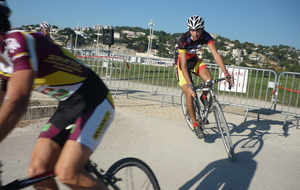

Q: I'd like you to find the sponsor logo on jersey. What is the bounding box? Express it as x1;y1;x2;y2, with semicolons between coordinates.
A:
93;111;111;140
6;38;21;53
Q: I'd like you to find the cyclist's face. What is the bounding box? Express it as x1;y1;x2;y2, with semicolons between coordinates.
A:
189;28;203;40
42;28;50;36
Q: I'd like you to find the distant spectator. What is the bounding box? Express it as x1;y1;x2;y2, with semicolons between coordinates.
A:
38;21;54;42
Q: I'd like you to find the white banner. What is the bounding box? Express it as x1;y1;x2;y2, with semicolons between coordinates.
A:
218;68;248;93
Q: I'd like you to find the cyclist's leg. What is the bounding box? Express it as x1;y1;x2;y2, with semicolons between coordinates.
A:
55;141;107;189
27;108;77;189
177;63;197;125
54;98;114;189
181;84;197;124
28;138;61;190
194;60;212;97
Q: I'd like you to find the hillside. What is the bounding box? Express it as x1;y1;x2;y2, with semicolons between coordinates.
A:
15;24;300;73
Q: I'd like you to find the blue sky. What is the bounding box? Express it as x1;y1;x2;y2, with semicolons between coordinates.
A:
8;0;300;50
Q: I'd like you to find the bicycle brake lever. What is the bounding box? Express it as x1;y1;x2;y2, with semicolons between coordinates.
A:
225;75;233;90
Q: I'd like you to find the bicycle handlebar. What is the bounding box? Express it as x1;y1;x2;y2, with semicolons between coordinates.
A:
194;77;233;90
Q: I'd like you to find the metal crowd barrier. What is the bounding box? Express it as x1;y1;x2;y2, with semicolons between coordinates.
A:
75;50;298;128
22;105;57;120
273;72;300;128
24;49;298;128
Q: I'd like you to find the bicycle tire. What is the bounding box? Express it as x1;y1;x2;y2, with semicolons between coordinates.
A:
181;92;204;132
211;101;235;161
105;157;160;190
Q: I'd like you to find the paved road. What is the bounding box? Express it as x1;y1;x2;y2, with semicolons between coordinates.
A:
1;90;299;190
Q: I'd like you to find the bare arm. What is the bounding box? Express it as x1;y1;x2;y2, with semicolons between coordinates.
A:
0;69;36;142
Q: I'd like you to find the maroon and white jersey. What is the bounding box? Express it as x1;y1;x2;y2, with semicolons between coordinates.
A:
0;30;92;101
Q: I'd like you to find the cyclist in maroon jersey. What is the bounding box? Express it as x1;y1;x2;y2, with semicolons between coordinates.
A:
175;15;233;139
0;1;113;189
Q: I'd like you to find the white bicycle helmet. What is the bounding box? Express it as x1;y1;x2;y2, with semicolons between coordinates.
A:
40;21;51;29
186;15;204;30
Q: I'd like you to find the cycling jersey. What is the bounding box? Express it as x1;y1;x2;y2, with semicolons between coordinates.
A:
177;30;214;59
0;30;92;101
0;30;114;151
175;30;214;86
37;30;54;42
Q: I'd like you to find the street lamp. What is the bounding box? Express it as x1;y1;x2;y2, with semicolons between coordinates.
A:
147;19;154;64
74;22;79;50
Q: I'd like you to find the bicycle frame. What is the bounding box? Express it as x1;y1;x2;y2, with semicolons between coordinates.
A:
1;160;106;190
1;170;56;190
1;157;161;190
194;78;228;121
190;77;235;161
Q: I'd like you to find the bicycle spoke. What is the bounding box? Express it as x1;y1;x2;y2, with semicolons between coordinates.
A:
212;102;235;161
181;92;205;132
181;92;196;131
105;157;160;190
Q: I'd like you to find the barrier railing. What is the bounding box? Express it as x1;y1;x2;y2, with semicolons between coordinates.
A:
273;72;300;128
26;49;299;128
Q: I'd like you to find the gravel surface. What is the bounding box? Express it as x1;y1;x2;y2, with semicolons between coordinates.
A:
1;89;300;190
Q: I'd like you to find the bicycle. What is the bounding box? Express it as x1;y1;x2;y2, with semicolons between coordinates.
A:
181;76;235;161
0;157;161;190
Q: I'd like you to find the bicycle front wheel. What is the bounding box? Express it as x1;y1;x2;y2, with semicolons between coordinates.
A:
211;101;235;161
105;157;160;190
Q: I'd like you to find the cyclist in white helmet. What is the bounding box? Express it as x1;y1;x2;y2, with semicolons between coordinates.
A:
175;15;233;139
38;21;54;42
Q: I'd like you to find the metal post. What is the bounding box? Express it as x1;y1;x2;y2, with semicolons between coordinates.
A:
70;34;73;55
147;19;154;64
74;22;79;50
96;26;100;53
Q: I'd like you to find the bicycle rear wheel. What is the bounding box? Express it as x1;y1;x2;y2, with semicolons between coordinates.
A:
211;101;235;161
105;157;160;190
181;92;203;132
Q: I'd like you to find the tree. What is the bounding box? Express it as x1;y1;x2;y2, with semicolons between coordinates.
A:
203;49;214;62
245;47;253;55
57;28;76;46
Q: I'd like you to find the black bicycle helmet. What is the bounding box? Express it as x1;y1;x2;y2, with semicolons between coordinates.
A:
0;0;11;33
